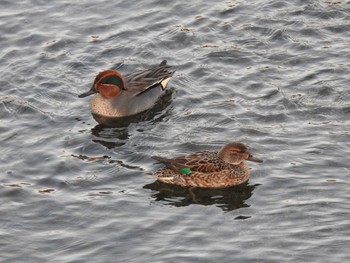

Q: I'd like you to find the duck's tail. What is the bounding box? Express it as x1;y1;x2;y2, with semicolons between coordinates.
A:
152;155;172;165
159;60;167;66
159;60;175;90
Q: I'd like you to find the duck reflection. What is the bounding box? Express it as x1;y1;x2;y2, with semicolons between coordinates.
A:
143;181;258;212
91;125;129;149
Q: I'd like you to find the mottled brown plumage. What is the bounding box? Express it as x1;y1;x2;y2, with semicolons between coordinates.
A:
152;142;262;188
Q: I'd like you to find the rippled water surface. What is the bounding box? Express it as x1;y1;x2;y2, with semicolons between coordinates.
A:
1;0;350;262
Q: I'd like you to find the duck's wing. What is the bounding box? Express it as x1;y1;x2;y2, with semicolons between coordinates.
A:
153;151;225;175
124;60;175;95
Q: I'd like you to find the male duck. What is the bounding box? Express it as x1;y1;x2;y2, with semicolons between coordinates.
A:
152;142;263;188
79;60;175;126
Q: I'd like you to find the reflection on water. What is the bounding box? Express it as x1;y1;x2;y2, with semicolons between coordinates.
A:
71;153;142;170
144;180;258;212
91;126;129;148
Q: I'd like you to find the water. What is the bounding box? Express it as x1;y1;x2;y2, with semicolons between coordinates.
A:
1;0;350;262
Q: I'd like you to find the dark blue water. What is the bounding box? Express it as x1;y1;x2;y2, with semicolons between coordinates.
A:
1;0;350;262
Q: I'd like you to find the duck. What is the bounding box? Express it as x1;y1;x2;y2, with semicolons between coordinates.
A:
152;141;262;188
78;60;175;126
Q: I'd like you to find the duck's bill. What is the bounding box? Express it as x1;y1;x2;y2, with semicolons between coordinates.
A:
78;89;96;98
247;155;263;163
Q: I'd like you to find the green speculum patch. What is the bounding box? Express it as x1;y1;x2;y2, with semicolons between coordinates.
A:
179;167;191;175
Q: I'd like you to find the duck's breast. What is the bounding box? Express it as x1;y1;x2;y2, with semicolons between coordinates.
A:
90;86;163;117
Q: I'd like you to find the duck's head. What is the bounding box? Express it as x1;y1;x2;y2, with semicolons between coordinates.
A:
218;141;263;165
78;70;127;99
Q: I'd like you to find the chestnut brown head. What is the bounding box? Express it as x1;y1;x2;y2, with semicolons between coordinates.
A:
79;70;127;99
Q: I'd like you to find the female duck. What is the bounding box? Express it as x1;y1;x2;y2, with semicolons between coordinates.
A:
79;60;175;126
152;142;263;188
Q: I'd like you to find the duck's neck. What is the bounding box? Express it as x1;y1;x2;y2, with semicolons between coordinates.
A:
217;147;227;160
